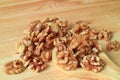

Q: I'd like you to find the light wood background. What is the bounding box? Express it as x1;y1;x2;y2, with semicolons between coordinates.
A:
0;0;120;80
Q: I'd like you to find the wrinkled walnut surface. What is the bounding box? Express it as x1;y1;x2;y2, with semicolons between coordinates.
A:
4;60;25;74
107;40;119;51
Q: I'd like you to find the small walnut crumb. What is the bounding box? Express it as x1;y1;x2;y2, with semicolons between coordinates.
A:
80;55;105;72
88;29;98;40
4;60;25;74
30;20;40;31
107;40;119;51
98;29;112;41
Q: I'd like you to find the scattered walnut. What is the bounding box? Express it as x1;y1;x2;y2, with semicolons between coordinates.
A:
107;40;119;51
80;55;105;72
4;60;25;74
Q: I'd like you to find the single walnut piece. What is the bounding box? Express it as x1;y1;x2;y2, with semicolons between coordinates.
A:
28;57;47;72
98;29;112;41
80;55;105;72
57;50;78;71
16;42;25;54
74;21;89;33
41;50;52;62
4;60;25;74
69;35;80;49
29;20;40;31
88;29;98;40
107;40;119;51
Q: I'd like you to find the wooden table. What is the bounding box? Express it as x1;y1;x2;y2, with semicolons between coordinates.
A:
0;0;120;80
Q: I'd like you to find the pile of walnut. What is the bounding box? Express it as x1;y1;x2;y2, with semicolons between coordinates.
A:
54;21;119;72
4;18;119;74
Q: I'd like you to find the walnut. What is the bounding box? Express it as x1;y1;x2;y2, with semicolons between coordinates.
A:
69;34;90;50
57;50;78;70
34;42;44;56
23;29;31;38
54;38;67;51
28;57;47;72
69;36;80;49
22;51;33;61
98;29;112;41
74;40;101;66
30;20;40;31
57;20;68;27
37;32;46;43
45;40;54;49
91;40;102;54
22;39;31;46
80;54;105;72
107;40;119;51
4;60;25;74
46;33;54;42
41;50;52;62
54;22;102;69
73;21;89;33
74;48;86;67
28;45;34;51
16;42;25;54
88;29;98;40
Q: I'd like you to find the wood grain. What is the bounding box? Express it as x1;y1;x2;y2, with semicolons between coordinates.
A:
0;0;120;80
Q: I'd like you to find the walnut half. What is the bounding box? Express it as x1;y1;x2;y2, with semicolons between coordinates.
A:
98;29;112;41
4;60;25;74
57;50;78;71
80;54;105;72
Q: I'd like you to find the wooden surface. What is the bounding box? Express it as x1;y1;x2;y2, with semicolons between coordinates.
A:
0;0;120;80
